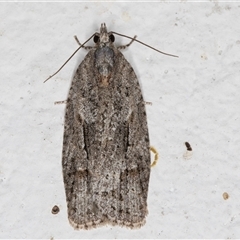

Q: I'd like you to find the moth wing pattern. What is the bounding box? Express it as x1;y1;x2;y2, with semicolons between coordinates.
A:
62;24;151;230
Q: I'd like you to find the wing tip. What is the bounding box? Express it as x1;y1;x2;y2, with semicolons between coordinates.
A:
69;215;147;230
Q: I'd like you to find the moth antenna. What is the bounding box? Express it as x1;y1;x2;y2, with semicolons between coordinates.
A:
44;33;96;83
110;31;178;58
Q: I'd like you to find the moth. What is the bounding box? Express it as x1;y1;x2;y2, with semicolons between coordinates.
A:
45;23;177;230
62;23;151;230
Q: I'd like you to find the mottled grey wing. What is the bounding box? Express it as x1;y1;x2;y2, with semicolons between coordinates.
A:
62;51;97;229
62;49;151;229
113;52;151;228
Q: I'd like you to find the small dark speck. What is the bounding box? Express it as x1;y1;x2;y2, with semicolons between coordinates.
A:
51;205;60;214
185;142;192;151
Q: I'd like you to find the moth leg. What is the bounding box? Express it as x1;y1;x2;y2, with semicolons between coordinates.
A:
74;35;93;50
144;101;152;106
54;100;67;105
117;35;137;50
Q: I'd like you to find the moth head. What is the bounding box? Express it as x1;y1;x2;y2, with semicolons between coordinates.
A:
93;23;115;46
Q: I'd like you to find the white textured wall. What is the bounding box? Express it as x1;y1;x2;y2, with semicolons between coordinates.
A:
1;2;240;239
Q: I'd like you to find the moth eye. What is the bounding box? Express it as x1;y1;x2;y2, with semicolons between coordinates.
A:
109;34;115;42
94;35;100;43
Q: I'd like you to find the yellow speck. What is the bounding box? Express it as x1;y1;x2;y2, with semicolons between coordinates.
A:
150;146;159;167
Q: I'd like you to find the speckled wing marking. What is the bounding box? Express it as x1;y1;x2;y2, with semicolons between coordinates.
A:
62;23;151;230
